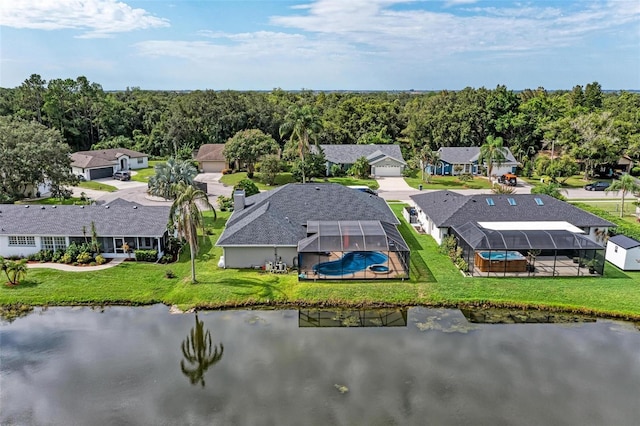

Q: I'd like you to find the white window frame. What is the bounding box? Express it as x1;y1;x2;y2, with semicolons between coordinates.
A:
9;236;36;247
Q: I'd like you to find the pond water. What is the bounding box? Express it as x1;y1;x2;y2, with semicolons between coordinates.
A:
2;305;640;425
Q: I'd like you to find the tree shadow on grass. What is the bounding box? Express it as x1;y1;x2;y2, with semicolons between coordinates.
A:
3;279;39;289
198;276;286;300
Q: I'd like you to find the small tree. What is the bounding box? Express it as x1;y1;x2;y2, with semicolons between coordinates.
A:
531;182;567;200
0;257;28;285
348;157;370;179
148;158;197;200
233;179;259;197
260;155;281;185
224;129;279;178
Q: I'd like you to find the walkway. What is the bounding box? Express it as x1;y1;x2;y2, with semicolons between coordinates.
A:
27;258;125;272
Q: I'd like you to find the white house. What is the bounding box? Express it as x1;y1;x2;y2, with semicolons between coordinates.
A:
70;148;149;181
606;234;640;271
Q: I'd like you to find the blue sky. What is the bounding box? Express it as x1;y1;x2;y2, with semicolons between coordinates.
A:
1;0;639;90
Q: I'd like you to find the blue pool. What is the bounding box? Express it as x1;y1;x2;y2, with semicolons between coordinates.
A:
313;251;388;276
477;251;525;261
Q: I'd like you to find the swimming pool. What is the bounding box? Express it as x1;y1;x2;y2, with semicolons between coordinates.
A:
477;251;525;261
313;252;388;276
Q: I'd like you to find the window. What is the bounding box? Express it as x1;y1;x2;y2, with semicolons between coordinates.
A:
507;198;517;206
534;198;544;206
41;236;67;251
9;236;36;246
614;246;618;253
486;198;495;206
139;237;155;249
137;158;144;164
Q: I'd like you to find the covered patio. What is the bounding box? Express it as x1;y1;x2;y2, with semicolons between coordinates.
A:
297;220;410;280
451;222;606;277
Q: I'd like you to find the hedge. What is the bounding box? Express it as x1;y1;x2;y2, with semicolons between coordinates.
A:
134;249;158;262
573;203;640;241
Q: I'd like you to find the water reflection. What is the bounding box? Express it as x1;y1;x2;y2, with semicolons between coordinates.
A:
461;308;597;325
299;308;407;327
180;312;224;387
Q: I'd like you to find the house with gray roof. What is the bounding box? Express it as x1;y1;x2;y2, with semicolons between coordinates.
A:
313;144;407;177
216;183;410;280
0;199;170;260
71;148;149;181
429;147;518;177
410;191;614;277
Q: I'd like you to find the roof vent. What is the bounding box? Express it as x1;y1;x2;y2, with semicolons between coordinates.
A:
133;206;138;209
315;187;320;190
81;206;84;208
41;206;45;209
105;205;110;209
25;205;29;208
53;206;57;208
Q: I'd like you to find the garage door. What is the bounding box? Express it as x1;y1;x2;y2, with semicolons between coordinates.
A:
89;167;114;180
202;161;225;173
373;166;402;177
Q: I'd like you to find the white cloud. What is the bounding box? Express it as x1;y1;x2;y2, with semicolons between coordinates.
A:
0;0;169;38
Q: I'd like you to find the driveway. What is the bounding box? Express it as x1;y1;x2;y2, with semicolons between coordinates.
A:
376;177;419;203
93;176;147;190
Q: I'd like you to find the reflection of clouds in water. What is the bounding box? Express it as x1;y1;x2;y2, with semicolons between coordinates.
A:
2;306;640;426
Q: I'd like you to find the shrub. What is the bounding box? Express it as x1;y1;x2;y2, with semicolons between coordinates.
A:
89;262;97;266
52;249;64;263
134;249;158;262
35;250;54;262
217;195;233;211
76;252;93;264
402;167;418;178
160;254;174;264
632;166;640;177
61;253;73;264
165;269;176;279
234;178;260;196
330;164;345;177
95;255;106;265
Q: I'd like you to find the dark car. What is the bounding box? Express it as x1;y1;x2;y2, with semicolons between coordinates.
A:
113;171;131;181
584;181;610;191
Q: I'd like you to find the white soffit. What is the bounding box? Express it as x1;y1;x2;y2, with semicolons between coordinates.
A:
477;221;585;234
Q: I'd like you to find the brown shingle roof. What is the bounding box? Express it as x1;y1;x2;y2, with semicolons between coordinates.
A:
70;149;148;169
196;144;226;162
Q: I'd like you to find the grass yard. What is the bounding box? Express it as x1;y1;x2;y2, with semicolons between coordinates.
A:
17;197;88;205
523;175;612;189
131;160;165;183
77;181;118;192
405;175;493;190
569;200;638;224
327;176;379;189
3;206;640;320
220;172;296;189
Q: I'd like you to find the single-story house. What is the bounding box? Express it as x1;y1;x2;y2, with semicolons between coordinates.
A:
195;144;227;173
428;147;519;177
606;234;640;271
313;144;407;177
71;148;149;181
216;183;410;280
410;191;614;277
0;199;170;260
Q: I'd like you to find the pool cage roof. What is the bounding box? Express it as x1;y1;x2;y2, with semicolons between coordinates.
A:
297;220;409;253
451;222;605;251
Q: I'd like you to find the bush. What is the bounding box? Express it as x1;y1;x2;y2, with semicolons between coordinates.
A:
52;249;64;263
402;168;418;178
165;269;176;279
631;166;640;177
217;195;233;211
61;253;73;264
160;254;174;264
330;164;345;177
95;254;106;265
134;249;158;262
234;179;260;196
76;252;93;264
35;250;54;262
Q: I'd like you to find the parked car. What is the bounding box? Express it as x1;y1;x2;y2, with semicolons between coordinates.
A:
113;171;131;181
497;173;517;186
584;181;610;191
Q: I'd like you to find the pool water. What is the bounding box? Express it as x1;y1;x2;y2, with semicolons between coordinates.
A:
478;251;525;261
313;251;388;276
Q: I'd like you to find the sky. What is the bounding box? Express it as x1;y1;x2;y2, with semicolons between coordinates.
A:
1;0;639;91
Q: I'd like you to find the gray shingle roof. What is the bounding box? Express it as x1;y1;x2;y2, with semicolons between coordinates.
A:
314;144;405;165
71;149;148;169
410;192;615;229
216;183;399;246
0;199;169;237
608;234;640;250
438;147;517;165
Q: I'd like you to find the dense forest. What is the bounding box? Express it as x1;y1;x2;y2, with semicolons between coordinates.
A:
1;74;639;176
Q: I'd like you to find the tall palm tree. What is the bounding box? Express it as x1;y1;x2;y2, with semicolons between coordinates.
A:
170;183;215;283
605;174;640;218
148;158;197;200
180;312;224;387
419;146;440;182
279;104;322;183
478;136;508;179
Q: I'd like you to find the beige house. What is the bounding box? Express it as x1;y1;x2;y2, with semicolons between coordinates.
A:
196;144;227;173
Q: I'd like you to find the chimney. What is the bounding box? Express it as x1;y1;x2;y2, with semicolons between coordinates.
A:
233;189;245;211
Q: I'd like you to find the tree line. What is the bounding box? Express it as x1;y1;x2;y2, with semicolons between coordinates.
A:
1;74;639;187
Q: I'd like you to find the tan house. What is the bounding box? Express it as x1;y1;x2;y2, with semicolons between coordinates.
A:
196;144;227;173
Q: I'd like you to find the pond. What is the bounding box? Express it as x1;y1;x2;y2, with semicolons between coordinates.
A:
2;305;640;425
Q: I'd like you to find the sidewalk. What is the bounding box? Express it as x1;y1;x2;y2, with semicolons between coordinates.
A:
27;258;125;272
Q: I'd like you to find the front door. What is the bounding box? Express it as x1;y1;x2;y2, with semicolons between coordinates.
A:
115;238;124;253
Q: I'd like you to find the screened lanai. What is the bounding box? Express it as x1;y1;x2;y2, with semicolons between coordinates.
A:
297;220;410;280
451;222;606;277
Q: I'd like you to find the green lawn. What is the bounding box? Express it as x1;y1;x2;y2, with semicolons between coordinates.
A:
131;160;165;183
568;200;637;224
219;172;379;190
405;175;493;190
77;181;118;192
3;207;640;320
523;175;612;189
327;176;379;190
16;197;88;205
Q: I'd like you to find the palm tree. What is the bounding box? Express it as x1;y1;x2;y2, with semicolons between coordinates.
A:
180;312;224;387
530;182;568;200
478;136;508;180
419;146;440;182
148;158;197;200
605;174;640;218
170;183;215;283
0;257;28;285
279;104;322;183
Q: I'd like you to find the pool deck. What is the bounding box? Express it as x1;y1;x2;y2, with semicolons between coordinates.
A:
299;251;407;280
470;256;601;278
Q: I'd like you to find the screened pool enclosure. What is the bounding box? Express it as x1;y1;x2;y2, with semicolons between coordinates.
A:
451;222;606;277
297;220;410;280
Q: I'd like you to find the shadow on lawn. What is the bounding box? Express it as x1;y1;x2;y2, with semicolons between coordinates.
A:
3;279;39;289
203;276;286;300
